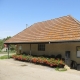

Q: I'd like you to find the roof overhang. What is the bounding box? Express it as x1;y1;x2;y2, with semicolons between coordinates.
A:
4;40;80;44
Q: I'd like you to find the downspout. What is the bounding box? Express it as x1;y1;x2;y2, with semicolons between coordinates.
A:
30;44;31;55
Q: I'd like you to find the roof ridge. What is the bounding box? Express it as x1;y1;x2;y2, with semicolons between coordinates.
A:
68;15;80;25
32;15;70;25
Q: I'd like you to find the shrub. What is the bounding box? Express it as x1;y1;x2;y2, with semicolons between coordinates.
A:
12;54;65;68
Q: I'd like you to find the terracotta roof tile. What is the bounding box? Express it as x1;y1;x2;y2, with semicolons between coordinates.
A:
5;15;80;43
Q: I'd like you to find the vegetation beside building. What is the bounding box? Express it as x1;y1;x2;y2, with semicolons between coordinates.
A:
0;36;15;52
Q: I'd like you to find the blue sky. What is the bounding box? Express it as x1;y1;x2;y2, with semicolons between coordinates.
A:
0;0;80;39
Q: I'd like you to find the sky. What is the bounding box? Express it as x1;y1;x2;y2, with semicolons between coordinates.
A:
0;0;80;39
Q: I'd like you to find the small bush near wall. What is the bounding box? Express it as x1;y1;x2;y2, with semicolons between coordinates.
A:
12;54;65;68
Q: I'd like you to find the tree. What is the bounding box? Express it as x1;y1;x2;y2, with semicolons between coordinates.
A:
3;36;11;41
0;39;4;49
0;36;16;52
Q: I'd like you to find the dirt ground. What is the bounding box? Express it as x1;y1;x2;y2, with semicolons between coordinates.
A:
0;58;80;80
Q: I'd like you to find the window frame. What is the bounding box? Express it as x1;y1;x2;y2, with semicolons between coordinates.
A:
38;44;45;51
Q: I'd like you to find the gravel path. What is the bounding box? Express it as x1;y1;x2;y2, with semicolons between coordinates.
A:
0;59;80;80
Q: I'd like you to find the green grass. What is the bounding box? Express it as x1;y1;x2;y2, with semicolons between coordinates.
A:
0;55;12;59
55;67;67;72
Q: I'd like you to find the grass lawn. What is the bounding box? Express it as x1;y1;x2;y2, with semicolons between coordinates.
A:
0;52;16;59
0;55;11;59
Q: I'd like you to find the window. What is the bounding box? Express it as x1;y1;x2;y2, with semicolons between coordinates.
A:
38;44;45;51
76;46;80;58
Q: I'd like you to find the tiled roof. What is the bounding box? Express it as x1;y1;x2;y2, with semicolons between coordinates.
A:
5;15;80;44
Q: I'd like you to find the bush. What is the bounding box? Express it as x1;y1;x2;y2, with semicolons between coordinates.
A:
12;54;65;68
55;54;62;59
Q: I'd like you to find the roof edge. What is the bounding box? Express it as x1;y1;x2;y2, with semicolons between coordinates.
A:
4;40;80;44
69;15;80;25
